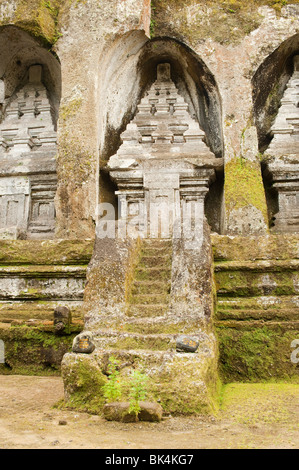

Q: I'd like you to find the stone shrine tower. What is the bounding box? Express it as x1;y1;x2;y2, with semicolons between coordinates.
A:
265;55;299;233
107;63;222;240
0;65;57;240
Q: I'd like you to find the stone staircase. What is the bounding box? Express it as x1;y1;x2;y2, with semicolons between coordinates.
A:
127;238;172;321
93;238;176;350
63;234;220;415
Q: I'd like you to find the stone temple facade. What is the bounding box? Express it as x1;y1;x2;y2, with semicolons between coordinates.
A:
0;1;298;415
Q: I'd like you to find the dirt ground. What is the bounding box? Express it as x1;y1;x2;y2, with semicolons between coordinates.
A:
0;375;298;449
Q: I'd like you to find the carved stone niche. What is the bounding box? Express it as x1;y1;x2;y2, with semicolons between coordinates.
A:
264;55;299;233
0;65;57;239
106;63;223;239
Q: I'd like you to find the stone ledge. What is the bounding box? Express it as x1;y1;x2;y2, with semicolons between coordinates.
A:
0;265;88;277
211;234;299;261
0;239;94;265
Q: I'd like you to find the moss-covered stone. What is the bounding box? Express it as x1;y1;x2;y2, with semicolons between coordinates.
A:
0;239;94;265
95;349;221;416
151;0;298;46
59;97;83;123
212;233;299;384
212;233;299;262
61;352;108;414
0;301;83;323
216;323;299;383
148;357;221;415
224;157;268;232
56;131;95;186
0;323;81;375
220;382;299;425
96;332;176;351
214;269;299;297
0;0;62;45
216;294;299;324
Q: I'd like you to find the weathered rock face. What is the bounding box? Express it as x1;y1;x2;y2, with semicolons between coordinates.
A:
0;2;298;237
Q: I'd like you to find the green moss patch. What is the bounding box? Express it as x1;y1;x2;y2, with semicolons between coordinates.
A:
61;353;108;414
57;132;95;186
214;269;299;297
217;323;299;383
224;157;268;223
220;382;299;425
0;239;94;265
0;324;81;375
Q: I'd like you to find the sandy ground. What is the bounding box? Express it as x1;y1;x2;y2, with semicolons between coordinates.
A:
0;375;298;449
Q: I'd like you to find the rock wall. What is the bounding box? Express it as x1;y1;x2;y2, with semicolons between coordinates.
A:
0;1;298;237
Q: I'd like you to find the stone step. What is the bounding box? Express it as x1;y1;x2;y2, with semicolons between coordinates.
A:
217;295;299;310
96;316;201;335
93;330;178;351
141;246;173;257
138;255;172;268
0;265;87;278
94;348;205;371
216;308;299;321
215;269;299;297
134;266;172;281
127;304;169;317
131;280;170;295
129;293;170;305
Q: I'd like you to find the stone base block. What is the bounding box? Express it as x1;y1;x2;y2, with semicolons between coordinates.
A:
61;343;220;416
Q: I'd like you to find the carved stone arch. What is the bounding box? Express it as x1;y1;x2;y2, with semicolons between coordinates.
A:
0;26;61;239
0;26;61;122
252;33;299;153
252;33;299;233
136;38;223;159
98;33;224;233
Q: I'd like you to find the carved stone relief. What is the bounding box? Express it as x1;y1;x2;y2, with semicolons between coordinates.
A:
0;65;57;239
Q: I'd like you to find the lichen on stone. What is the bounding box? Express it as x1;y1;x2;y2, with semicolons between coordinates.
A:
151;0;299;46
224;157;269;233
0;0;62;45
